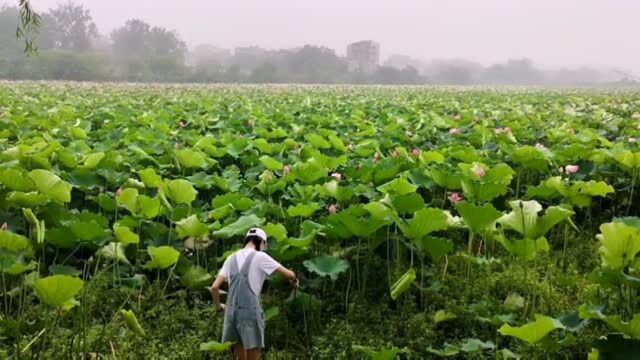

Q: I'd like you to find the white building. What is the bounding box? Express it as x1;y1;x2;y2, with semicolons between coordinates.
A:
347;40;380;74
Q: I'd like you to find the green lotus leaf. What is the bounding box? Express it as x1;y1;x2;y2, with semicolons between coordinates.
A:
363;201;397;222
285;290;321;312
459;338;495;353
137;168;163;187
336;208;388;237
391;193;425;214
352;345;407;360
176;215;209;239
28;169;72;203
428;167;462;190
163;179;198;205
413;236;454;260
510;146;550;171
211;193;254;212
498;315;565;344
263;222;288;241
259;155;284;171
145;246;180;270
427;343;460;357
70;220;106;242
81;152;105;169
420;151;445;164
456;202;502;234
0;230;31;254
7;191;50;207
180;265;213;290
305;133;331;149
253;138;273;154
397;208;449;240
303;254;349;280
212;214;264;238
199;341;234;352
33;275;83;308
597;221;640;270
497;235;550;260
291;162;326;184
504;293;525;311
498;200;573;239
613;150;640;172
48;264;81;277
319;181;355;203
175;148;207;169
225;137;249;157
287;202;321;218
328;134;347;152
0;169;35;191
113;225;140;245
377;176;417;195
120;309;146;337
434;310;456;323
98;242;131;265
390;268;416;300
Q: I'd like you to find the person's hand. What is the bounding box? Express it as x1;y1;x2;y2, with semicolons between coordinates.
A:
290;276;299;288
216;303;225;312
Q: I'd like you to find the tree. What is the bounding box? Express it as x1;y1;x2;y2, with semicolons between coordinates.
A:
47;1;97;51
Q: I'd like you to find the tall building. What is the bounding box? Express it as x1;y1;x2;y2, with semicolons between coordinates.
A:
347;40;380;74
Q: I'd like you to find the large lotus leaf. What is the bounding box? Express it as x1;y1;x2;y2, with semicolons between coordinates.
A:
136;195;162;219
253;138;273;154
428;167;461;190
498;315;565;344
579;305;640;339
352;345;407;360
498;200;573;239
413;236;454;260
461;180;510;203
212;214;264;238
613;150;640;171
291;162;326;184
0;169;35;191
180;265;213;290
176;215;209;239
287;202;321;218
434;310;457;323
211;193;254;211
336;209;388;237
377;176;417;195
28;169;72;203
285;290;321;312
319;181;355;203
163;179;198;205
363;201;397;222
427;343;460;357
510;146;549;171
33;275;83;308
120;309;145;337
199;341;234;352
113;225;139;244
117;188;139;214
264;306;279;321
284;221;320;248
390;193;425;214
597;221;640;270
456;202;502;234
459;338;495;353
70;221;106;242
81;152;105;169
306;133;331;149
420;150;445;164
98;242;131;265
398;208;449;240
263;222;287;241
6;191;50;207
390;268;416;300
137;168;163;187
497;235;549;260
175;148;207;169
459;163;514;184
145;246;180;269
309;153;347;172
0;230;32;254
259;155;284;171
303;254;349;280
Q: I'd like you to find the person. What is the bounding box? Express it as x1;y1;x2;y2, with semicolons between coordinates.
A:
210;228;299;360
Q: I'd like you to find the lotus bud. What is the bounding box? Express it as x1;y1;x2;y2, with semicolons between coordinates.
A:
391;150;399;158
629;137;637;144
355;163;361;171
331;172;342;181
472;166;486;178
411;148;420;157
503;127;511;134
565;165;579;174
347;143;354;151
448;192;463;204
283;165;291;175
558;166;564;174
493;128;503;135
534;143;547;150
179;121;185;128
567;128;575;135
115;188;123;198
449;128;460;135
1;222;7;230
328;204;338;214
247;118;255;127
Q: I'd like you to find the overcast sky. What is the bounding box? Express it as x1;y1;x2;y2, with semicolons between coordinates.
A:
6;0;640;72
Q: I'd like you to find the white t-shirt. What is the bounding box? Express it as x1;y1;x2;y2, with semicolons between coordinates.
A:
218;248;282;295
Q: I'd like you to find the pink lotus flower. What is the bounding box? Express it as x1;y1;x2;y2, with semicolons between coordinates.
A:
1;222;7;231
263;172;274;182
331;172;342;181
448;192;463;204
328;204;338;214
283;165;291;175
629;137;637;144
347;143;354;151
558;166;564;174
565;165;579;174
411;148;420;157
535;143;547;151
503;127;511;134
493;128;503;135
449;128;460;135
115;188;123;198
473;166;486;178
179;121;185;128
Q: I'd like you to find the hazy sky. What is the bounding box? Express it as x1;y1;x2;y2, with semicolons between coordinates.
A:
6;0;640;72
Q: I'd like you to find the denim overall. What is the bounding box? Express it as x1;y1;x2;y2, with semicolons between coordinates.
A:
221;251;265;349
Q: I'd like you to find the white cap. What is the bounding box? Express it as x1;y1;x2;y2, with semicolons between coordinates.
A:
246;228;268;242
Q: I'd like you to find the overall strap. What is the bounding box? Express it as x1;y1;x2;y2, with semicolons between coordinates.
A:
229;251;240;276
240;251;258;275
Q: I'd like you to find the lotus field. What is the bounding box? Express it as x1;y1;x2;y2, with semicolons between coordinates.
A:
2;83;640;359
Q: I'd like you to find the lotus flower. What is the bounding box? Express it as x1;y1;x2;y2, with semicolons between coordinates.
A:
565;165;579;174
567;128;575;135
449;128;460;135
503;127;511;134
179;121;185;128
534;143;547;150
282;165;291;175
115;188;123;197
1;222;7;230
411;148;420;157
347;143;354;151
391;150;399;157
448;192;463;204
493;128;503;135
328;204;338;214
247;118;255;127
473;166;486;178
331;172;342;181
629;137;637;144
558;166;564;174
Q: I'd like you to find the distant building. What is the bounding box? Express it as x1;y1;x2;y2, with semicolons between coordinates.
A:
347;40;380;74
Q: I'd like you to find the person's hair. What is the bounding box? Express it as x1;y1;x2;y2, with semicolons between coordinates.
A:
244;235;263;249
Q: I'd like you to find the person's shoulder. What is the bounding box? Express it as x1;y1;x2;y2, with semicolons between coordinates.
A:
255;251;276;261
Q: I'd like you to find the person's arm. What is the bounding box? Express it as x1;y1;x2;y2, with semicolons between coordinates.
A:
275;266;299;288
210;274;226;312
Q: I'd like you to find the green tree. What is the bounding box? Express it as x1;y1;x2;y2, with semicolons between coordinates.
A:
47;1;97;51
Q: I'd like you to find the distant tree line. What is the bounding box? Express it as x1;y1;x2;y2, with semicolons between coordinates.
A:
0;3;632;85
